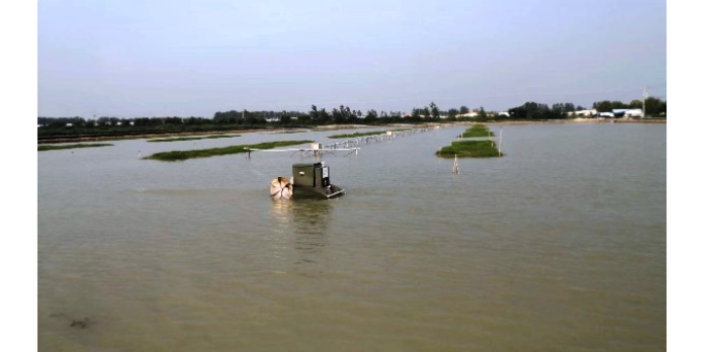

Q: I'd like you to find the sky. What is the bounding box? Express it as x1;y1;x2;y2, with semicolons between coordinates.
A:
38;0;666;117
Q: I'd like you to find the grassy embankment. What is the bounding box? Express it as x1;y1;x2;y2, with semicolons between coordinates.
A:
145;140;314;162
437;124;502;158
460;124;495;138
147;135;240;143
38;143;113;151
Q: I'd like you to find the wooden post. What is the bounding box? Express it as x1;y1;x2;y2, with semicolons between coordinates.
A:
499;128;503;156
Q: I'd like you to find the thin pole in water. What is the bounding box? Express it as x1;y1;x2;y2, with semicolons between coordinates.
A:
499;128;503;156
452;154;460;174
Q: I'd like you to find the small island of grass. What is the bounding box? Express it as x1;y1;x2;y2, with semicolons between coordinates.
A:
436;140;502;158
147;134;240;143
38;143;113;151
145;140;314;161
460;124;494;138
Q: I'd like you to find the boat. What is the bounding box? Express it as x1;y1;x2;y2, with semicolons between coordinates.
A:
270;162;345;200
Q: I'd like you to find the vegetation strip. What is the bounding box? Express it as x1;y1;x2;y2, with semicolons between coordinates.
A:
436;140;502;158
461;124;495;138
145;140;314;161
269;130;307;134
147;134;240;143
38;143;113;151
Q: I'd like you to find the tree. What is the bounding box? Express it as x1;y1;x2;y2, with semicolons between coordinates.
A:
310;105;319;122
645;97;666;116
365;109;378;122
411;108;421;120
332;108;343;124
448;108;459;119
429;102;440;119
459;105;469;114
611;101;628;109
318;108;330;124
422;106;431;118
298;114;311;124
477;107;487;121
593;101;613;112
508;102;561;119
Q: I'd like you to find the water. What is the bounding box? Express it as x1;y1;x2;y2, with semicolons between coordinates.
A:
38;123;666;351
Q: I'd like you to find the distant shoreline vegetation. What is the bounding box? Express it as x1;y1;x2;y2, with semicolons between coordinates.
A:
38;143;113;151
145;140;314;162
147;134;240;143
38;98;667;142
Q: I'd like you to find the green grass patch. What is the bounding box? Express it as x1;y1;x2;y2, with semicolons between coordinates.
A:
269;130;307;134
147;134;240;143
38;143;113;151
460;124;494;138
436;140;502;158
145;140;314;161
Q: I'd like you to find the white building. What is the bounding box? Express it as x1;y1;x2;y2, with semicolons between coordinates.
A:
613;109;643;118
571;109;597;117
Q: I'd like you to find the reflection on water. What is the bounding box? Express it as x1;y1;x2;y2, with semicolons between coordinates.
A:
271;199;331;274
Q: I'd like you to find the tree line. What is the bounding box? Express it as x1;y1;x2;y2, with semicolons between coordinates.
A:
38;98;666;140
592;97;666;116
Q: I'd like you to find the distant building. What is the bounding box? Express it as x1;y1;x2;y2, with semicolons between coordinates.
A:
66;123;73;127
613;109;642;118
498;112;510;117
572;109;597;117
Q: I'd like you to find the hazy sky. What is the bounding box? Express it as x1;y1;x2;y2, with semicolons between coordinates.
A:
38;0;666;118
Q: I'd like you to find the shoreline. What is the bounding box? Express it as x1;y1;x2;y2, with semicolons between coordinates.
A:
37;119;665;144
